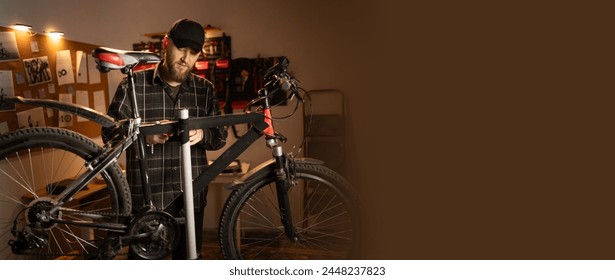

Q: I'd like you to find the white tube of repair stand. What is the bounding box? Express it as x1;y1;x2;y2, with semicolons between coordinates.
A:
179;108;197;259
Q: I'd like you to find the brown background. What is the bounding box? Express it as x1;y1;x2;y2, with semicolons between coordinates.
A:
352;1;613;259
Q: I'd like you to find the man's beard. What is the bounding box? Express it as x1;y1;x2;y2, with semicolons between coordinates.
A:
163;59;192;84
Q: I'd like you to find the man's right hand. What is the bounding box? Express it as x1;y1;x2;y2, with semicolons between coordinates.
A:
145;133;171;145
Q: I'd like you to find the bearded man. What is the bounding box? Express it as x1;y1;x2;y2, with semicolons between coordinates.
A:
103;18;227;259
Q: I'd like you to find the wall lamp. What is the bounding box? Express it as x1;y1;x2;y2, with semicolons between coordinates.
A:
11;24;32;32
45;31;65;39
10;23;37;36
9;23;65;39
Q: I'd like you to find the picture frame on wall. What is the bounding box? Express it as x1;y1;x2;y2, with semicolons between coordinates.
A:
0;32;20;62
0;70;16;111
23;56;52;86
16;107;46;129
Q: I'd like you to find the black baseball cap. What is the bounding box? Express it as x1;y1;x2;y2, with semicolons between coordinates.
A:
167;18;205;52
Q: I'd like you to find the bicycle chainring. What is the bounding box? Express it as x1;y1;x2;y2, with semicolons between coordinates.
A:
128;210;180;260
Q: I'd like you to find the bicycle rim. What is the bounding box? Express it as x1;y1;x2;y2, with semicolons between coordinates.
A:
220;163;360;259
0;127;130;259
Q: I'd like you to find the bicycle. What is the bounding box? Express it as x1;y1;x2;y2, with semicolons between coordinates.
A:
0;47;361;260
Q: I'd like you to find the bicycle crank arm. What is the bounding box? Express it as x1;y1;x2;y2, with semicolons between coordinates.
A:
119;232;151;242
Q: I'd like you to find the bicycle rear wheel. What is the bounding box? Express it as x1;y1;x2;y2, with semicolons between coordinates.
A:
0;127;131;259
219;162;361;259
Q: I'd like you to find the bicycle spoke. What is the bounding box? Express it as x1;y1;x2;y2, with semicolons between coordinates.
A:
1;156;37;199
221;164;359;259
242;198;278;228
0;127;130;259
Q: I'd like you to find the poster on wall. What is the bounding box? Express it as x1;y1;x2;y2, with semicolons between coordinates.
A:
30;41;39;53
38;88;53;117
16;107;46;129
86;55;101;84
76;50;88;83
75;90;89;122
56;50;75;86
0;70;16;111
58;93;73;127
15;72;25;84
23;56;52;86
93;90;106;113
0;32;20;62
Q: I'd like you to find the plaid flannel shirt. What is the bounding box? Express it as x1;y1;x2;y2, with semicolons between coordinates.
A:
103;64;227;210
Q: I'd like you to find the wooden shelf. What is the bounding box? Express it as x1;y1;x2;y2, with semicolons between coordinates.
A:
142;32;166;40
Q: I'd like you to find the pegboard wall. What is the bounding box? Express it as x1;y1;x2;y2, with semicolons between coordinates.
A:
0;26;109;138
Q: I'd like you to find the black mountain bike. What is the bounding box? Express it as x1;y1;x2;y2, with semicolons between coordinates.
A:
0;47;360;260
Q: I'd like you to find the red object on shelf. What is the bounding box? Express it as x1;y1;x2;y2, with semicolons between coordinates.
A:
195;60;208;70
215;59;229;68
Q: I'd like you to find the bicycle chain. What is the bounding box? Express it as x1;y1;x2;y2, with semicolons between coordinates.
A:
16;208;132;258
60;207;132;219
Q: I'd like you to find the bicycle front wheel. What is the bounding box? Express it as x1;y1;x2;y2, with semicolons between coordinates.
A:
219;162;361;259
0;127;131;259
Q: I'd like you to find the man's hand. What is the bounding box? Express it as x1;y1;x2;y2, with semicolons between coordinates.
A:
145;133;171;145
189;129;204;145
144;129;203;145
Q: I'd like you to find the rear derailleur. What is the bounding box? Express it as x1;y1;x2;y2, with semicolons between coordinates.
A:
8;224;48;255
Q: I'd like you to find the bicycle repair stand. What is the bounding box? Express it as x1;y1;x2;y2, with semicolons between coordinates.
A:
179;108;198;260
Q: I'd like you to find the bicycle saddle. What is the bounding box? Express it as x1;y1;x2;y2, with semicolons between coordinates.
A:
92;47;160;73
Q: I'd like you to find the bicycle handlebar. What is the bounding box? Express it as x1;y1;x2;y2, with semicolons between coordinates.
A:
263;57;289;82
259;57;300;104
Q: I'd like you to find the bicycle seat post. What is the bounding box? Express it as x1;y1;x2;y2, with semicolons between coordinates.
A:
126;68;140;120
178;108;198;260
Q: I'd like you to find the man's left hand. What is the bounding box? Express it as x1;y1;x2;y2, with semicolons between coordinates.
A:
189;129;204;145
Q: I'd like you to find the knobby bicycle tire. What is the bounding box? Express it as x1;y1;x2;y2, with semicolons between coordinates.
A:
219;162;361;259
0;127;131;259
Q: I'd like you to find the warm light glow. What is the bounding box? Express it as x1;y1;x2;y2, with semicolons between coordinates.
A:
46;31;64;39
11;24;32;31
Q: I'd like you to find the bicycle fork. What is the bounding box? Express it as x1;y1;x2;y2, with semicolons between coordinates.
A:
267;138;299;242
259;85;298;242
